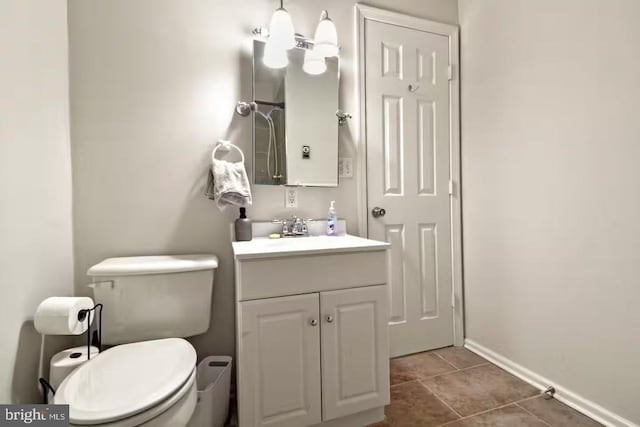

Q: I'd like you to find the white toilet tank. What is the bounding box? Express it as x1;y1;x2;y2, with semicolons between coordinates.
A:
87;254;218;345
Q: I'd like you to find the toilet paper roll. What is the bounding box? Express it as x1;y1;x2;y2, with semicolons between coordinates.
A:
34;297;94;335
49;345;99;389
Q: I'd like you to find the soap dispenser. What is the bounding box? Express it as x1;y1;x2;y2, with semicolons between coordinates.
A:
235;207;252;241
326;201;337;236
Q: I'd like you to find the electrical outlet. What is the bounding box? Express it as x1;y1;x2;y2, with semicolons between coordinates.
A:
338;157;353;178
285;188;298;208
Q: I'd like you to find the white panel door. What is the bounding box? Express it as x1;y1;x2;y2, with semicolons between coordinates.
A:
320;285;390;421
238;294;321;427
365;19;454;356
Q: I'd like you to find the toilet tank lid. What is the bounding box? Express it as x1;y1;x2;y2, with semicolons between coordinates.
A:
87;254;219;277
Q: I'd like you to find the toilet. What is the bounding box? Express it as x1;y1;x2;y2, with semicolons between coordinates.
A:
53;254;219;427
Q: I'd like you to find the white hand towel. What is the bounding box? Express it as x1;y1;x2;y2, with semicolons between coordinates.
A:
208;158;252;211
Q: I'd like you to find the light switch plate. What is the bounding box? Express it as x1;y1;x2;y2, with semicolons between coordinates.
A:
285;188;298;208
338;157;353;178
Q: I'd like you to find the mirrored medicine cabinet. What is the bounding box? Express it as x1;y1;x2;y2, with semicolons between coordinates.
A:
252;40;340;187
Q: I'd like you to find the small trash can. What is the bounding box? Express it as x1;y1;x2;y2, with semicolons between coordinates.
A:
188;355;232;427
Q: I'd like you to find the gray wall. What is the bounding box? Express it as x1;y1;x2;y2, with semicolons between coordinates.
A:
459;0;640;423
68;0;458;360
0;0;74;403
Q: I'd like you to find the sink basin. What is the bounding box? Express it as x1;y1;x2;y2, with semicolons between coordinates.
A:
232;234;390;260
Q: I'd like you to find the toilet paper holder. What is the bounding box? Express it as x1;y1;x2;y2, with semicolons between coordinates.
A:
38;303;104;404
35;299;105;403
78;303;104;359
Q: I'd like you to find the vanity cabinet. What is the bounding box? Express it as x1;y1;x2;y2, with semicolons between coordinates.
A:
238;286;388;427
233;235;391;427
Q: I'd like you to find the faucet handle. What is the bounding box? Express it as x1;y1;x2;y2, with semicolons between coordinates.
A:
271;218;290;235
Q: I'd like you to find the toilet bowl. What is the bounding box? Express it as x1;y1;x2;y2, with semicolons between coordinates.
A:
55;338;197;427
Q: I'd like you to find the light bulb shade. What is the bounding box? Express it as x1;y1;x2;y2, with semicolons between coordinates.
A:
303;48;327;75
313;11;338;57
263;40;288;69
268;7;296;50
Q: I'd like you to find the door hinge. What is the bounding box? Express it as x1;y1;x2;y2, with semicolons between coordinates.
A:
448;65;453;81
448;180;454;196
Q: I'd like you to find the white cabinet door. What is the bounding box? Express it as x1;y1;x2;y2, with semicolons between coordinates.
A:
238;294;321;427
320;285;390;421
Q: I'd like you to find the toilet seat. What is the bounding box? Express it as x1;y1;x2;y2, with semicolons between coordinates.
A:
55;338;197;426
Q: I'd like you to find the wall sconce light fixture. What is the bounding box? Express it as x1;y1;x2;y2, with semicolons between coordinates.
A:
312;11;339;58
263;0;295;69
261;5;339;75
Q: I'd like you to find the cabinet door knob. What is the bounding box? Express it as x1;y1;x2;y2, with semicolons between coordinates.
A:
326;315;334;323
310;319;318;326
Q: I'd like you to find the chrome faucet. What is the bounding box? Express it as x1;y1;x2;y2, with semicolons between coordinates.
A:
273;216;310;237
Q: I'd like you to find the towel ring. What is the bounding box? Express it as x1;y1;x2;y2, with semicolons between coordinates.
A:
212;140;245;163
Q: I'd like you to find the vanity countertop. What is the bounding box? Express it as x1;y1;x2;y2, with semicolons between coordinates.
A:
232;234;390;260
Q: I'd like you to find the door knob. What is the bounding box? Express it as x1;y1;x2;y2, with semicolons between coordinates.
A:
326;315;334;323
309;319;318;326
371;207;386;218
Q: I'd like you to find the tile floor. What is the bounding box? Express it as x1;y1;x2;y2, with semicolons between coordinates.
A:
369;347;603;427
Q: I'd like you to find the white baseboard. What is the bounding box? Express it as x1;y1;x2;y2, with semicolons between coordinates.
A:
464;339;638;427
